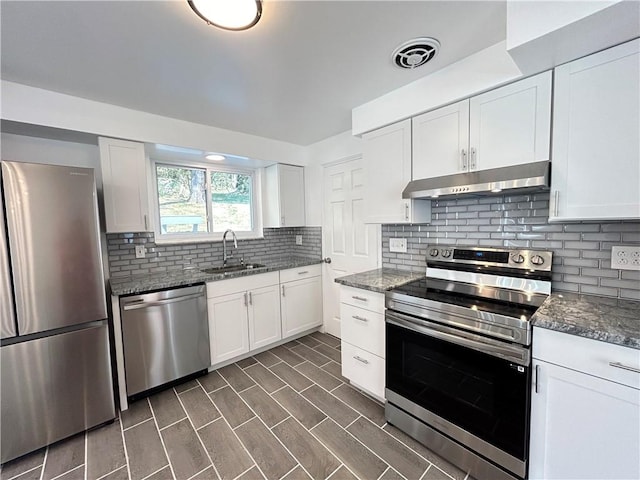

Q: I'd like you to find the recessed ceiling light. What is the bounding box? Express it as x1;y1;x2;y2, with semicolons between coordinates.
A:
188;0;262;31
205;153;226;161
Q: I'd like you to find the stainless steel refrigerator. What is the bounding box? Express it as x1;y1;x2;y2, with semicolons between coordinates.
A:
0;161;115;464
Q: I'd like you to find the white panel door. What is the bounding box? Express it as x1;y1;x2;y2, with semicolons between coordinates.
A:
208;292;249;365
550;39;640;221
529;359;640;480
248;284;281;350
469;71;551;171
322;158;380;338
413;99;470;179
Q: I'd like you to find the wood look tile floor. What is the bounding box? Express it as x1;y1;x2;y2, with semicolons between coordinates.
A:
0;332;473;480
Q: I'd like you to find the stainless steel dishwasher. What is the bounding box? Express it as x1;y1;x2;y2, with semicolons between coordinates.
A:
121;284;210;397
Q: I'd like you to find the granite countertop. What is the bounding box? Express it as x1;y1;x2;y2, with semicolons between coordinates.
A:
110;256;323;296
334;268;424;293
532;292;640;349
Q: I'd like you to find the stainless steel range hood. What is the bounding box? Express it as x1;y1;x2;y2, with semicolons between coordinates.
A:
403;161;551;199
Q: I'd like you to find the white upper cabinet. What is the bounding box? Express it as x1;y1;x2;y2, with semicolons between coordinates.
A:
363;119;431;224
411;72;551;179
550;39;640;221
413;100;470;179
99;137;150;233
263;164;305;227
469;71;551;171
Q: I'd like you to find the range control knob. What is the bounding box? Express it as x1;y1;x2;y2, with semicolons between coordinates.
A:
531;255;545;266
441;249;452;258
429;248;439;257
511;254;525;264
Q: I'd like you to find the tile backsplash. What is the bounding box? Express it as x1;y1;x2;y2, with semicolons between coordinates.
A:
106;226;322;278
382;193;640;300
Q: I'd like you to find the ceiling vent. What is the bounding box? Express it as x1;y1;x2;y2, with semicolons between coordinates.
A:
391;37;440;69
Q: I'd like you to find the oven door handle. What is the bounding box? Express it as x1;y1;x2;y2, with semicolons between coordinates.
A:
386;311;530;366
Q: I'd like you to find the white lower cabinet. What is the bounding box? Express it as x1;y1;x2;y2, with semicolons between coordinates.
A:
529;328;640;480
280;265;323;338
207;272;281;366
339;285;385;400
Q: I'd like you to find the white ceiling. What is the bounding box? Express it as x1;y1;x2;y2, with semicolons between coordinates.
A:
1;1;506;146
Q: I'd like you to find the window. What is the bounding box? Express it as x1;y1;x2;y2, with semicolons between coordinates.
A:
154;162;261;241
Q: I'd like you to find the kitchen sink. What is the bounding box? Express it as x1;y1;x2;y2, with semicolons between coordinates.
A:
200;263;266;275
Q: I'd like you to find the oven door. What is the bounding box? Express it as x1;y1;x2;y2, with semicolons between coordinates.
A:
386;310;531;471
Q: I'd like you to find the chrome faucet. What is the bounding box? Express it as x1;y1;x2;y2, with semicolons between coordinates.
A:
222;229;238;266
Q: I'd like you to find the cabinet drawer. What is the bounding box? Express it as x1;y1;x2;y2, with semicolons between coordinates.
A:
533;327;640;389
340;303;385;358
206;271;279;298
279;264;321;283
340;285;385;313
341;342;385;400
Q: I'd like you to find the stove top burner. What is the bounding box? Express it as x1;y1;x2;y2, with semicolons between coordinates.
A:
392;277;540;322
385;245;553;346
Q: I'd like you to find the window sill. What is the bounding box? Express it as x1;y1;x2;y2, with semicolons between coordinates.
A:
154;231;264;245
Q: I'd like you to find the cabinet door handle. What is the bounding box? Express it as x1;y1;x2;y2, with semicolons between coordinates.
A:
248;291;253;305
353;355;369;365
352;315;368;323
609;362;640;374
281;285;285;297
534;364;539;393
244;292;248;307
553;190;560;217
352;296;368;302
281;216;286;226
144;214;148;231
404;203;409;221
297;271;309;275
461;148;468;171
470;147;477;170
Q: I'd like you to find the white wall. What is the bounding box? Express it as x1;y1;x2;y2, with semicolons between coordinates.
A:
1;132;101;187
304;130;363;226
351;41;523;136
506;0;640;74
1;81;308;167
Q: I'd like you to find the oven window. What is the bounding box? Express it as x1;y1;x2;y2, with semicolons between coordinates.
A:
386;322;529;460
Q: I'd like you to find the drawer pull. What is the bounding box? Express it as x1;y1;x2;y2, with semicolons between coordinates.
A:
352;296;368;302
609;362;640;374
297;270;309;275
353;355;369;365
352;315;368;323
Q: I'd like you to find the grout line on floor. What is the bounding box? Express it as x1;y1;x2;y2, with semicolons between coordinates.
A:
84;427;88;480
276;464;299;480
268;415;292;431
186;464;211;480
195;416;222;432
176;384;201;395
119;401;135;480
323;463;343;480
122;417;155;432
158;416;189;432
174;387;220;480
50;464;84;480
96;465;128;480
38;444;48;480
148;393;177;480
5;464;43;480
343;415;362;430
140;465;171;480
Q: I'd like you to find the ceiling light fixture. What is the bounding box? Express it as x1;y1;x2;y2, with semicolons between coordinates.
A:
188;0;262;31
205;153;226;161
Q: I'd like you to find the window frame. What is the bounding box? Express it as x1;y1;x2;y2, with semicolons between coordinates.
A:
150;158;263;244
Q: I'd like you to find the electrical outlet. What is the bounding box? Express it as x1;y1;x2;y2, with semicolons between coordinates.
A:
389;238;407;253
295;235;303;245
611;245;640;271
135;245;146;259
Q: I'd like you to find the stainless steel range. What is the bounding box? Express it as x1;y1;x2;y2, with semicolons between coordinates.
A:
384;245;552;480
